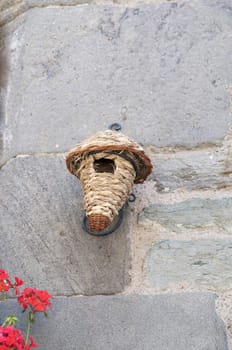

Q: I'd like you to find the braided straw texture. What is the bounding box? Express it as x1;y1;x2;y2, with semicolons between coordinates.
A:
77;152;136;229
66;130;152;231
66;130;152;184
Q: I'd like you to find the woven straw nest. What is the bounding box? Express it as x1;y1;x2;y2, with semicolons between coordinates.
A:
66;130;152;232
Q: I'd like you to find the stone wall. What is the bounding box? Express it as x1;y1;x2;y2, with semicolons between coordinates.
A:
0;0;232;348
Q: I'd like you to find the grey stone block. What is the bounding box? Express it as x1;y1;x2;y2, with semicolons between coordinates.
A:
0;0;92;27
0;155;131;295
139;197;232;234
1;1;232;164
0;294;229;350
149;148;232;191
0;0;17;12
145;239;232;291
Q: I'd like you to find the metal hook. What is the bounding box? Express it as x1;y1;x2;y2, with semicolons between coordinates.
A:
127;193;136;203
108;123;122;131
81;207;124;236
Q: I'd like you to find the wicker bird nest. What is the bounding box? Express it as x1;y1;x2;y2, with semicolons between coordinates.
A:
66;130;152;232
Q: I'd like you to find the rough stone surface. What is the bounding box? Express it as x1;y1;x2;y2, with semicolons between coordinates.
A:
0;294;229;350
145;240;232;291
0;0;17;12
1;0;232;347
0;155;131;295
1;1;232;165
149;147;232;191
0;1;94;27
139;197;232;234
217;293;232;350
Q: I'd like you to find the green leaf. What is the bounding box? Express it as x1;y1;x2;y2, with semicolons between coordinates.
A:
2;314;19;327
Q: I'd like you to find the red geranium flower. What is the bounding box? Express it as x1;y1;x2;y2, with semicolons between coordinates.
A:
18;288;52;312
14;277;24;295
0;270;12;293
0;326;37;350
25;337;38;350
14;278;24;288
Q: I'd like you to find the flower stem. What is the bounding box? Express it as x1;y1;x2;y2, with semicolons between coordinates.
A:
25;312;32;344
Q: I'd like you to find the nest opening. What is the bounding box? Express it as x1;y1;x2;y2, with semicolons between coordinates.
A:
93;158;115;174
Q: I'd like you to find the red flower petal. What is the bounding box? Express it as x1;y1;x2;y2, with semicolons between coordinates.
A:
18;288;52;313
14;277;24;287
0;326;26;350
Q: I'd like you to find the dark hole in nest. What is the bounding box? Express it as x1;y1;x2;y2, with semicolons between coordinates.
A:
94;158;115;174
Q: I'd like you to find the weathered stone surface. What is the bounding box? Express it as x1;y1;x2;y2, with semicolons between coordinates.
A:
1;1;232;164
149;148;232;191
0;0;17;13
0;294;229;350
0;155;131;295
145;240;232;291
0;1;92;27
139;197;232;234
